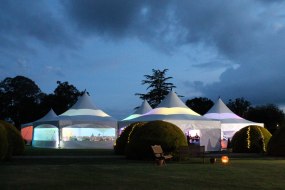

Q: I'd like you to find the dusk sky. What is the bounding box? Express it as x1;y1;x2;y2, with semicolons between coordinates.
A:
1;0;285;119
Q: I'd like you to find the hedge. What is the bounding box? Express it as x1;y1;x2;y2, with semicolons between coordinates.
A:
231;125;272;153
0;120;25;160
268;126;285;156
125;120;187;159
114;122;145;155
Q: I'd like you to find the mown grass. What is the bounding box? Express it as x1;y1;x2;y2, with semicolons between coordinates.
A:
0;147;285;190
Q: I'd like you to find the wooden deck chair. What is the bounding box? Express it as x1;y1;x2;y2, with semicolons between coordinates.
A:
151;145;173;166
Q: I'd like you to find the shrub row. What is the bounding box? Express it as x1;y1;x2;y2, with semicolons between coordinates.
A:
268;126;285;156
0;120;25;161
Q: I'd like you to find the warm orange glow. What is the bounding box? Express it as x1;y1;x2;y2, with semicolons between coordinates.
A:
221;156;229;164
21;126;33;142
221;139;227;149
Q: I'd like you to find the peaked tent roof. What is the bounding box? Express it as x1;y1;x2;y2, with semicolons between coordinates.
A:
59;92;116;122
122;100;152;121
35;109;59;122
33;108;60;127
204;98;255;123
123;91;211;122
157;91;188;108
143;91;201;117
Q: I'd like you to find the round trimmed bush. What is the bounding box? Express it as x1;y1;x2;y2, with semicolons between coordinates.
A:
231;125;272;153
268;126;285;156
125;120;187;159
0;120;25;160
114;122;145;155
0;125;8;160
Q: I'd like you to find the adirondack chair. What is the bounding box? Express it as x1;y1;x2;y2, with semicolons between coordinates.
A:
151;145;173;166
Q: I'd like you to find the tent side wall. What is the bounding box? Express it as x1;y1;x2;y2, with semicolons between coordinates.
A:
32;124;60;148
221;122;264;140
59;120;117;149
167;120;221;152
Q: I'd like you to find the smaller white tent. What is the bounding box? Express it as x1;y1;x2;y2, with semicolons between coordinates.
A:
119;91;221;151
122;100;152;121
32;109;60;148
120;100;152;134
204;98;264;148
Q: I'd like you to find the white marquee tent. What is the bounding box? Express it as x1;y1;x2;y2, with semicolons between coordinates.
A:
32;109;60;148
28;93;117;149
122;100;152;121
203;98;264;148
119;91;221;151
58;92;117;149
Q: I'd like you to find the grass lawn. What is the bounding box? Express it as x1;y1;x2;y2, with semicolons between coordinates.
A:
0;147;285;190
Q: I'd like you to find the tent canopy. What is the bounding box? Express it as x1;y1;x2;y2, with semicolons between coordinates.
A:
204;98;263;144
59;92;117;123
123;91;206;122
122;100;152;121
119;91;221;151
204;98;261;124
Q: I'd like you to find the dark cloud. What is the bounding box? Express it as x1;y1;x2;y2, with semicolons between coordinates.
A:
63;0;176;51
1;0;285;108
0;0;76;53
62;0;285;106
62;0;143;36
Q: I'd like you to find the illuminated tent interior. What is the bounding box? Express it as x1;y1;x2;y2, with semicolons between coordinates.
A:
32;109;60;148
21;123;33;145
58;92;117;149
119;91;221;151
203;98;264;149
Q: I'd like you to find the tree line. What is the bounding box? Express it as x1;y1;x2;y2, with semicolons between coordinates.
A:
1;70;285;134
0;76;84;129
136;69;285;134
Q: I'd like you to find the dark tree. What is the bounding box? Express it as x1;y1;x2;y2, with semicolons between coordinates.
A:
227;98;251;118
185;97;214;115
247;104;285;134
135;69;176;108
0;76;43;129
43;81;84;114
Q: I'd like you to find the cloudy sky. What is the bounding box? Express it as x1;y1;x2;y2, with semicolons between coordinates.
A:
1;0;285;119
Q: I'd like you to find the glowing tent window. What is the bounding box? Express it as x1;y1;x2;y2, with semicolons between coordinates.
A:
62;128;115;142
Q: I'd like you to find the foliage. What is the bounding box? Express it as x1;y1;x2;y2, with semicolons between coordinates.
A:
0;76;84;129
125;120;187;159
231;125;272;153
114;122;145;155
0;76;43;129
227;97;251;118
0;125;8;160
42;81;84;115
135;69;177;108
185;97;213;115
247;104;285;134
0;120;25;160
268;126;285;156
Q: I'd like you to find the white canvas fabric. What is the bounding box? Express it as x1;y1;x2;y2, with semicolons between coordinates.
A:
204;98;264;141
119;91;221;151
122;100;152;121
31;93;117;149
32;109;60;148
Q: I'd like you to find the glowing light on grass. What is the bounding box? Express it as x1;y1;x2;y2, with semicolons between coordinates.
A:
221;156;229;164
